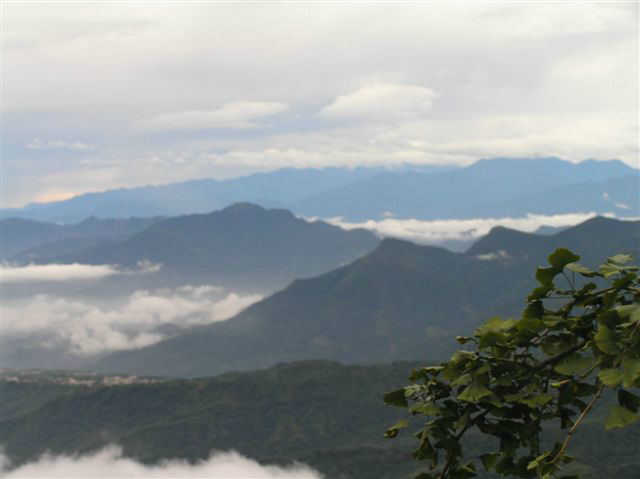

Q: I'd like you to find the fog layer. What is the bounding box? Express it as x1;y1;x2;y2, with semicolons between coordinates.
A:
2;446;322;478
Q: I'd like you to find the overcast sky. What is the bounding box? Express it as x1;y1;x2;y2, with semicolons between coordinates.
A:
2;2;638;207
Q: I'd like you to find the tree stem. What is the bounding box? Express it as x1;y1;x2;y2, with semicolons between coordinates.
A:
550;383;605;464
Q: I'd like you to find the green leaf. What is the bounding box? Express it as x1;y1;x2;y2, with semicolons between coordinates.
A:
536;266;558;286
455;412;471;430
548;248;580;268
528;284;554;300
384;388;408;408
600;262;624;277
518;393;553;408
595;325;620;354
598;369;625;388
384;419;409;438
605;405;638;429
451;372;473;386
516;317;545;336
566;262;596;277
613;273;636;289
480;453;498;471
618;389;640;413
475;316;517;336
608;254;633;265
458;379;494;403
554;354;593;376
523;301;544;319
409;402;441;416
616;305;640;323
621;358;640;387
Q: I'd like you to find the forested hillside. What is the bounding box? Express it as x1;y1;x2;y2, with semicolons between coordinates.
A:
94;217;640;377
2;362;637;479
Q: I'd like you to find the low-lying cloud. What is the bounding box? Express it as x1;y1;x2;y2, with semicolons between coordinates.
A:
323;212;621;245
2;446;322;478
1;262;160;283
2;285;262;355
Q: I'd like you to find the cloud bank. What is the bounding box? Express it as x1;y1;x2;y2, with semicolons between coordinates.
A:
1;262;160;284
320;83;437;122
2;285;262;355
2;446;322;478
323;212;618;245
135;101;289;131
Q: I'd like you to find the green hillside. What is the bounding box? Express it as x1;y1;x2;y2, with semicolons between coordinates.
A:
94;217;640;377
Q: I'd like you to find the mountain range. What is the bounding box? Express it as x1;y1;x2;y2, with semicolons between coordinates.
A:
12;203;379;290
3;158;637;223
1;216;160;261
1;165;448;224
92;216;640;378
291;158;638;220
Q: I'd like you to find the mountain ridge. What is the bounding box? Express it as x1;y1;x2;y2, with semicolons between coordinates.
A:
3;158;636;223
22;203;380;290
92;216;640;378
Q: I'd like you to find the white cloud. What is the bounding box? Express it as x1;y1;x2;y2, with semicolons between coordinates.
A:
134;102;289;131
0;262;160;284
603;191;632;210
27;139;96;150
320;83;437;122
475;250;510;261
322;212;619;245
490;3;615;37
1;285;262;355
2;446;322;478
1;264;121;283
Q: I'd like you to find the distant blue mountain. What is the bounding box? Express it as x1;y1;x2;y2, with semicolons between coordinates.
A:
291;158;638;220
1;165;451;224
2;158;636;223
0;216;161;260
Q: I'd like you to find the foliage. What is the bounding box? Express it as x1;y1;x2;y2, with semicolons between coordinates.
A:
2;360;638;479
385;249;640;479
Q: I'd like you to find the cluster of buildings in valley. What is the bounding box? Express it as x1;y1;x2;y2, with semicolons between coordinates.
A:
0;368;161;387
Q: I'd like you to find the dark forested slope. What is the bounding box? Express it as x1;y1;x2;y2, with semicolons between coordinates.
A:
94;217;640;377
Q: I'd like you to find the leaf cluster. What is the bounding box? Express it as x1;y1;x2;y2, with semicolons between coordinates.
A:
385;249;640;479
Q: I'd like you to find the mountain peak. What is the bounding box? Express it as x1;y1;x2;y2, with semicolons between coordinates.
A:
465;226;533;256
220;202;266;214
216;202;296;222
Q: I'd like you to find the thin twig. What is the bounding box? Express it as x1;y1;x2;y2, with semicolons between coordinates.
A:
549;383;605;464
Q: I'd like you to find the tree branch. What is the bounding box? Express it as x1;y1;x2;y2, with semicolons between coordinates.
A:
549;383;605;464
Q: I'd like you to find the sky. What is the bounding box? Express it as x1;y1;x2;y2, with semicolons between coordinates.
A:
2;2;638;207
